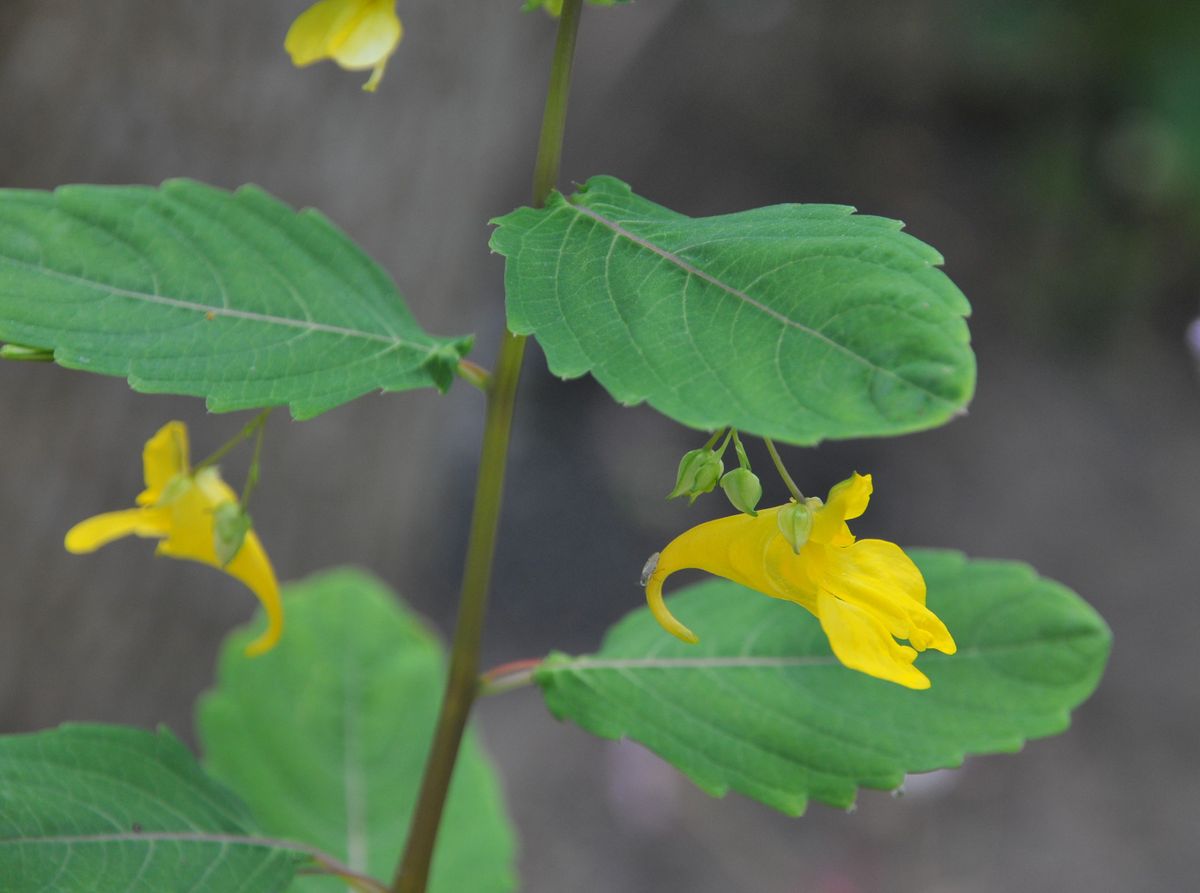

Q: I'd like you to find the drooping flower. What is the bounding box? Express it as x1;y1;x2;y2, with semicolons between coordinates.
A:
285;0;403;93
65;422;283;657
643;473;955;689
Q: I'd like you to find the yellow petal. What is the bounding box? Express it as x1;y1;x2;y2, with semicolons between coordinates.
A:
138;421;190;505
225;530;284;657
64;507;171;553
329;0;402;71
828;472;872;520
816;590;930;689
285;0;360;66
810;472;872;545
819;539;956;654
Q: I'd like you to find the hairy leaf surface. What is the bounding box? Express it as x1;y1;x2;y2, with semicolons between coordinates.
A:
0;181;471;418
537;550;1110;813
492;176;974;444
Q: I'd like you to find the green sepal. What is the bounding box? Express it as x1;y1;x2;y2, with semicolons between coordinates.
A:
776;499;815;553
213;501;252;568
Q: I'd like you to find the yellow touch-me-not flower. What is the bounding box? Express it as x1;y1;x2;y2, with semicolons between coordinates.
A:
65;422;283;657
643;473;955;689
286;0;403;93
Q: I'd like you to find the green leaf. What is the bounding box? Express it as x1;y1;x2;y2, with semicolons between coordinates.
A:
198;569;516;893
491;176;975;445
0;724;300;892
0;181;472;419
536;550;1110;814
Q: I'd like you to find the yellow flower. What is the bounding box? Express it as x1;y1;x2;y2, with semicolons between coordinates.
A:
65;422;283;657
643;473;956;689
285;0;403;93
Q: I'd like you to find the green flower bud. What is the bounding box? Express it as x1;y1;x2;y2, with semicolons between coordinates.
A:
213;501;253;568
720;467;762;516
777;499;814;553
667;448;725;504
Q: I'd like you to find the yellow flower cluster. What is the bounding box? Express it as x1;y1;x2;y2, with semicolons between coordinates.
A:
644;473;956;689
65;422;283;657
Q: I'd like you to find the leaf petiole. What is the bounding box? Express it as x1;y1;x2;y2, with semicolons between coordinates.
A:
763;437;803;501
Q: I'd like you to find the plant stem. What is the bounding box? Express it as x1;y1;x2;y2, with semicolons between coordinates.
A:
531;0;584;208
701;427;726;451
195;408;271;473
456;358;492;391
240;417;267;509
763;437;804;501
391;3;585;891
478;657;544;696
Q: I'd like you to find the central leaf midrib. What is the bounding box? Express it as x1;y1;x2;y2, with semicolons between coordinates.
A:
562;198;958;408
0;254;431;352
341;617;369;874
548;631;1100;673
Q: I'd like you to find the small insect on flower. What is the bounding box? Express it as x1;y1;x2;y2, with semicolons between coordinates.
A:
64;421;283;656
639;552;660;587
285;0;403;93
643;473;956;689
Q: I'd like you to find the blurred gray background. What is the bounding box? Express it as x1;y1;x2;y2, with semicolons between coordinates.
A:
2;1;1198;891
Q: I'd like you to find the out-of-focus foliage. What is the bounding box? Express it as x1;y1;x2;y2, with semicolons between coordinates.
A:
965;0;1200;344
199;569;517;893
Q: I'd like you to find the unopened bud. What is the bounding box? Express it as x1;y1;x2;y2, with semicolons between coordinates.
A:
720;468;762;516
776;500;814;553
213;501;252;567
667;448;724;504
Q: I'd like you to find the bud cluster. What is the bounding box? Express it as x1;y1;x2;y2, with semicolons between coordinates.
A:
668;429;763;516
